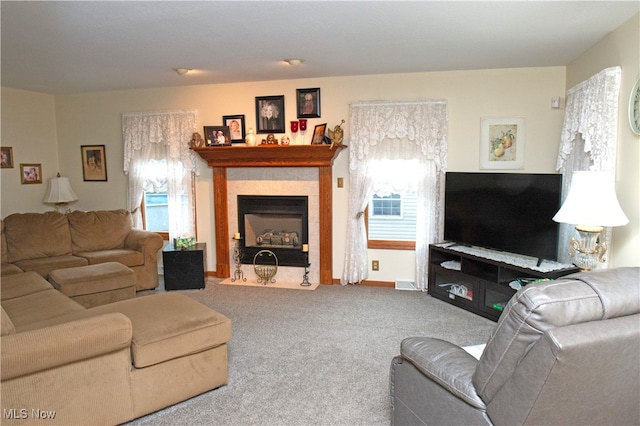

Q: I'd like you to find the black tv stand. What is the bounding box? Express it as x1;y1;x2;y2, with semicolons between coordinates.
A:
427;243;579;321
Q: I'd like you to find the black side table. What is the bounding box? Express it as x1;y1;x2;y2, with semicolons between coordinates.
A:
162;243;206;290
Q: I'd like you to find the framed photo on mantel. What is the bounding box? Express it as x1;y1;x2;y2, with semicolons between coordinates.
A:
222;114;246;143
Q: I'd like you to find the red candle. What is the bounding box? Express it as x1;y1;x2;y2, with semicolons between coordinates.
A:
299;119;307;131
290;121;299;133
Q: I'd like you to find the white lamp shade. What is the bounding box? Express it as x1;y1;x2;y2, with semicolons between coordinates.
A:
43;176;78;204
553;171;628;227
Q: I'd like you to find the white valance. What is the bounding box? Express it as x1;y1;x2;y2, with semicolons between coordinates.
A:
557;67;621;172
349;100;448;171
122;109;199;175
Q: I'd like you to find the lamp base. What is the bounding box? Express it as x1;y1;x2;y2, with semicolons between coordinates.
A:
53;203;72;214
569;225;606;271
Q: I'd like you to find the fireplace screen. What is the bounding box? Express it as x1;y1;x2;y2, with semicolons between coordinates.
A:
238;195;308;267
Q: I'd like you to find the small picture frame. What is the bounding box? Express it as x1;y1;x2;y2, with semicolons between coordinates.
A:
311;123;327;145
203;126;232;146
296;88;321;118
81;145;108;181
1;147;14;168
480;117;525;169
222;115;246;143
20;163;42;184
255;95;285;134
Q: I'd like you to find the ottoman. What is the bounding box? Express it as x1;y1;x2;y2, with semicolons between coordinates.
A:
48;262;136;308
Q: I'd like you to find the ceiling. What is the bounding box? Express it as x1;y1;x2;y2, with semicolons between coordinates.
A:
1;1;638;95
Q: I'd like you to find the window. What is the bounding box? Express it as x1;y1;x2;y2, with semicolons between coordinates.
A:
143;192;169;232
366;159;419;250
371;193;402;217
122;109;197;240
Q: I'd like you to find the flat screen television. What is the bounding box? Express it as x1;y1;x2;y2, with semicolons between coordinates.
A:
444;172;563;262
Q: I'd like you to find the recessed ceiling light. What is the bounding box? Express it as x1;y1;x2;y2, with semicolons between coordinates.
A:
284;59;303;66
174;68;192;76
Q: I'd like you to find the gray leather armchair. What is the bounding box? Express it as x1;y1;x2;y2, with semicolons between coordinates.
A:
390;267;640;425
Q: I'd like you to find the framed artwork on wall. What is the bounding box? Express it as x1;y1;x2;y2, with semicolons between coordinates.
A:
20;163;42;184
1;147;14;168
296;88;321;118
203;126;231;146
81;145;108;181
222;114;246;143
480;117;525;169
255;95;285;134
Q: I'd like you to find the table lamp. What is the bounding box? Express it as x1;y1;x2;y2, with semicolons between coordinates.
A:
43;173;78;213
552;171;628;271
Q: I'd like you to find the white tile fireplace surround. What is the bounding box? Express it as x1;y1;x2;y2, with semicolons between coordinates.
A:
228;168;320;284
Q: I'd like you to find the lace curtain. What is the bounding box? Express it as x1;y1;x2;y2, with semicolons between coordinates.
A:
556;66;621;266
122;110;199;239
341;101;448;290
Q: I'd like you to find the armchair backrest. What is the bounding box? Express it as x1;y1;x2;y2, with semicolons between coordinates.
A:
488;313;640;425
473;268;640;423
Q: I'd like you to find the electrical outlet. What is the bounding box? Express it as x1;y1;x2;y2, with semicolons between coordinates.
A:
337;177;344;188
372;260;379;271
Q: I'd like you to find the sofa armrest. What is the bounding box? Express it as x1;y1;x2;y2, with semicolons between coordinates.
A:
124;229;163;255
400;337;486;409
1;313;132;381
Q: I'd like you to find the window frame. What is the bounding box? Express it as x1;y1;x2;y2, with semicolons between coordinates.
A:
365;207;416;250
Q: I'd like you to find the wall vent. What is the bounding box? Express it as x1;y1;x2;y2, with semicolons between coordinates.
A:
395;280;417;291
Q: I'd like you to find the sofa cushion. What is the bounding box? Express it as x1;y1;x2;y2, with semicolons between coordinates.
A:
67;209;133;253
48;262;136;297
38;293;232;368
88;293;231;368
4;211;72;263
1;262;24;276
1;271;53;301
1;306;16;336
2;289;85;332
12;254;88;278
77;249;145;267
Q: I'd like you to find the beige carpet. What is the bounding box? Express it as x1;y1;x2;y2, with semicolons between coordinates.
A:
128;279;495;426
220;277;319;290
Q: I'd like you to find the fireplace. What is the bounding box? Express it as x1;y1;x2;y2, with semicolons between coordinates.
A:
238;195;308;267
192;144;346;282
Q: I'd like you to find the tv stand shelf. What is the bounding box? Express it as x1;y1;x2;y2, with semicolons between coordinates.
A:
428;243;579;321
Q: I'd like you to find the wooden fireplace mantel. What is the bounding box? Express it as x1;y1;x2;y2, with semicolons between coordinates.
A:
193;145;346;284
192;144;345;168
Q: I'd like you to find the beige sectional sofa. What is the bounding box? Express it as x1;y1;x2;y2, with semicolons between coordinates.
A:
1;209;163;290
1;271;232;425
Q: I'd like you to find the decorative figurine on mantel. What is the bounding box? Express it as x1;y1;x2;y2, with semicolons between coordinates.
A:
262;133;278;145
188;132;205;149
328;119;345;150
245;128;257;146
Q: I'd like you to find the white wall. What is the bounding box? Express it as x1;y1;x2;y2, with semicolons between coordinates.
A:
566;13;640;268
1;88;59;217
